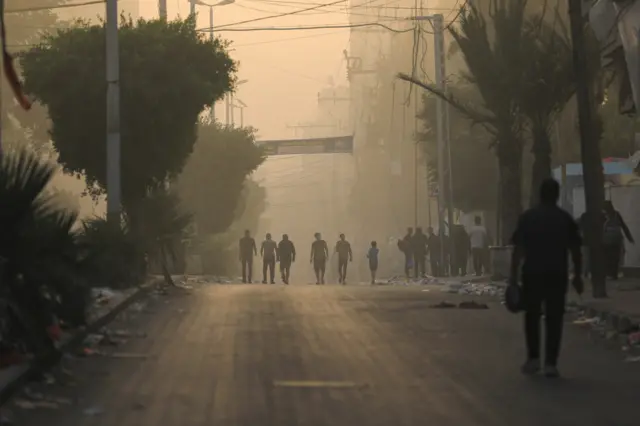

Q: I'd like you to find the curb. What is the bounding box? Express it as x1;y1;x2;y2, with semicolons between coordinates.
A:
0;277;163;407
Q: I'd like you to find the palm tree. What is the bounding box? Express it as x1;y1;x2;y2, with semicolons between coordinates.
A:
399;0;531;243
520;16;575;206
0;149;90;357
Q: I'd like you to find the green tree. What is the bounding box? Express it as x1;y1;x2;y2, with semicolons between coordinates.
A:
4;0;66;152
176;123;265;236
20;17;236;212
199;178;267;275
520;16;575;206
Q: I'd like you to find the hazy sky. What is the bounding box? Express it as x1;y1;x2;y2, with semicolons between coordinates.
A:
118;0;351;140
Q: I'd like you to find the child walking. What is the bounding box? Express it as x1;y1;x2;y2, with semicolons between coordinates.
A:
367;241;379;284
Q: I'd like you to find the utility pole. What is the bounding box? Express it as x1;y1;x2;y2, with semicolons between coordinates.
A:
208;5;215;122
433;14;447;270
159;0;167;19
106;0;122;224
568;0;607;297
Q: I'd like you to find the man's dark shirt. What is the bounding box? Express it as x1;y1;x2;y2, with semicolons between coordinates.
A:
239;236;256;260
311;240;329;260
511;204;581;275
278;240;296;261
411;233;428;255
400;234;413;255
426;234;440;255
261;239;278;260
335;240;352;260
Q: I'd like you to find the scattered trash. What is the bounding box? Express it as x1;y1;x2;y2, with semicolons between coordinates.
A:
83;406;104;416
14;399;58;410
0;412;12;425
107;352;150;359
624;355;640;362
430;301;456;309
628;331;640;346
573;317;601;326
13;399;35;410
23;388;44;400
458;301;489;310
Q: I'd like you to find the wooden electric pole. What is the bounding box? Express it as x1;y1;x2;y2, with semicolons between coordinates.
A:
568;0;607;297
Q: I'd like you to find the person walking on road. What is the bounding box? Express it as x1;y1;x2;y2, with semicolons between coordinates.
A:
398;227;414;278
277;234;296;284
367;241;380;284
411;227;428;279
451;224;470;276
602;200;634;280
260;233;278;284
335;233;353;284
469;216;489;276
578;211;592;278
509;178;583;378
426;227;441;277
239;230;257;283
310;233;329;285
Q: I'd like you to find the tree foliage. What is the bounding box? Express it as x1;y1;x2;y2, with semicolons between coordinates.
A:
176;123;265;236
4;0;66;152
399;0;531;243
419;88;499;213
20;17;236;208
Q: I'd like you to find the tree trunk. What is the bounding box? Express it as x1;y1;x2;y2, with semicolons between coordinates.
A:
497;137;523;245
588;113;607;298
529;123;553;207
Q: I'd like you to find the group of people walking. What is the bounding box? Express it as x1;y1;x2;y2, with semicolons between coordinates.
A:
396;217;490;279
238;231;380;285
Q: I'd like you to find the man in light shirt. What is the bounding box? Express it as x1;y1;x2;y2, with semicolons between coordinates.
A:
469;216;488;276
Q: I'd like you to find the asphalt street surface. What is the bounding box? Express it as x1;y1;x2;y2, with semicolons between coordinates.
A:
5;281;639;426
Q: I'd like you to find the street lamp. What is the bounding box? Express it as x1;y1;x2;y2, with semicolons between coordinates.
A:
189;0;235;121
227;79;248;126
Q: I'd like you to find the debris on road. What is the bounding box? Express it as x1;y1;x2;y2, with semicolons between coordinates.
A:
430;301;456;309
83;406;104;416
458;301;489;310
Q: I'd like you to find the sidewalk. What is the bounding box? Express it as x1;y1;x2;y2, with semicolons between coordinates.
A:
568;277;640;331
0;277;164;407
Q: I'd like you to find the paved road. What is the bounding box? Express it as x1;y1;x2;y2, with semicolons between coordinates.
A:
6;283;639;426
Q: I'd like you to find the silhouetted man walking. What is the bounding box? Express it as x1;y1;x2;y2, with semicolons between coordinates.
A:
510;178;583;378
310;232;329;285
411;227;428;278
261;233;277;284
335;233;353;284
398;227;414;278
239;230;257;283
278;234;296;284
469;216;489;276
426;227;440;277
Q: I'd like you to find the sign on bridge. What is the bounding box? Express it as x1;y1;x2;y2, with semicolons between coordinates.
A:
257;135;354;155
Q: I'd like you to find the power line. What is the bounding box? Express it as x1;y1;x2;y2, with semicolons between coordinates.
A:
200;22;414;33
234;2;400;21
233;30;349;47
213;0;347;30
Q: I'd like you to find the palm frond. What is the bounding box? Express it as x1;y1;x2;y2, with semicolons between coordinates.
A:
397;73;498;136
